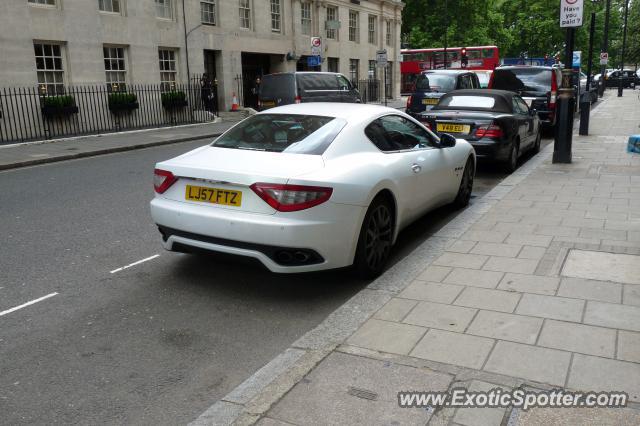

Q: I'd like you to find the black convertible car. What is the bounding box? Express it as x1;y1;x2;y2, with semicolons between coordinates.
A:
418;89;541;172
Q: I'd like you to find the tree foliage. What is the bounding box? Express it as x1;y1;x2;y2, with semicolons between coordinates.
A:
401;0;633;70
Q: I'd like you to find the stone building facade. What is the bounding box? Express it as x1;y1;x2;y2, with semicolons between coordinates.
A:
0;0;404;110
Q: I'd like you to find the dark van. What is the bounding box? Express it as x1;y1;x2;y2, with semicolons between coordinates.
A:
406;70;480;118
258;72;361;110
489;66;562;130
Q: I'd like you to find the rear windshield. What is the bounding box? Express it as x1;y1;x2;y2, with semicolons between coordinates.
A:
492;69;552;92
259;74;295;99
475;73;491;88
415;74;457;92
297;74;339;91
212;114;347;155
437;95;496;109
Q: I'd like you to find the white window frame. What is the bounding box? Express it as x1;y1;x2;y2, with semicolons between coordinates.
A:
270;0;281;33
103;46;127;91
368;15;376;45
348;10;359;43
98;0;120;13
200;0;216;25
34;42;65;95
386;20;392;46
159;49;178;92
301;2;311;36
239;0;251;29
155;0;173;20
349;58;359;82
28;0;56;6
325;6;338;40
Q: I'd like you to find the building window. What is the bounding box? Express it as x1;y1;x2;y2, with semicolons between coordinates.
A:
328;57;339;73
29;0;55;5
156;0;172;19
301;2;311;36
326;6;338;40
348;10;358;43
159;49;177;91
104;46;127;91
368;60;377;79
386;20;392;46
239;0;251;29
34;43;64;95
270;0;281;32
98;0;120;13
368;15;376;44
201;0;216;25
349;58;359;82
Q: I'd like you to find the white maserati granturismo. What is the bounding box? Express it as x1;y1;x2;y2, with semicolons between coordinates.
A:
150;103;475;278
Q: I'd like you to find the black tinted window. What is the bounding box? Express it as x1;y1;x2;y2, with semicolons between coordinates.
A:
492;68;553;92
213;114;346;154
298;74;339;90
259;74;295;98
415;74;457;92
365;115;434;152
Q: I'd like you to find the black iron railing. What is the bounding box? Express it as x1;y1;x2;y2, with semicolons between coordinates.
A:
353;79;381;103
0;83;217;144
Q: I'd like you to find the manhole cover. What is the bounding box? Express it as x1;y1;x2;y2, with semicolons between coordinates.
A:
562;250;640;285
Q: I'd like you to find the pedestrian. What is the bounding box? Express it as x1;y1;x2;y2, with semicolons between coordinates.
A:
251;77;261;109
200;74;213;114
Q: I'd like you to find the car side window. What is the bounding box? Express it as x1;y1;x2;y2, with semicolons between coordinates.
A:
459;75;470;89
337;75;351;90
365;115;435;152
515;97;530;114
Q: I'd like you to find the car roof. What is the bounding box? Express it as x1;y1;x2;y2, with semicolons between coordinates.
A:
263;72;343;76
257;102;400;122
422;69;471;75
496;65;554;71
435;89;514;112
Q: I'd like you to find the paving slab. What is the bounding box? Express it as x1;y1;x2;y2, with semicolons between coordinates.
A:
484;341;571;387
497;273;559;296
453;380;508;426
346;319;426;355
433;252;489;269
516;294;584;322
537;320;616;358
443;268;503;289
410;329;494;369
403;301;477;333
398;281;464;304
466;310;542;344
557;277;622;303
415;265;452;282
373;298;419;322
623;285;640;306
470;242;522;257
482;257;539;274
513;406;640;426
584;301;640;332
568;354;640;402
617;331;640;363
266;352;452;425
453;287;521;313
562;250;640;285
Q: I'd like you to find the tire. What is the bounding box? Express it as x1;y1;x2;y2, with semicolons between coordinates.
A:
504;140;519;174
353;197;394;279
532;130;541;154
453;157;474;209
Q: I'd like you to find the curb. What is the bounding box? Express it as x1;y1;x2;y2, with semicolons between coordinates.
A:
190;141;556;425
0;133;222;172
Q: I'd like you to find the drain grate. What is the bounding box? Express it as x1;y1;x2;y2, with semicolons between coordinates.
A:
347;386;378;401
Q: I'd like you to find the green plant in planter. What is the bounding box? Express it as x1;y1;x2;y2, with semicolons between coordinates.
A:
108;92;139;113
161;91;188;109
41;95;79;118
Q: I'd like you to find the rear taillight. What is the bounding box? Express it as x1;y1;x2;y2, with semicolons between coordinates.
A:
475;123;504;139
406;95;413;109
549;73;558;110
154;169;177;194
250;183;333;212
295;96;301;104
423;121;432;130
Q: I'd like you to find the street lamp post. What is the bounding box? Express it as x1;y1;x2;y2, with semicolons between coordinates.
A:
617;0;630;97
443;0;448;69
598;0;611;97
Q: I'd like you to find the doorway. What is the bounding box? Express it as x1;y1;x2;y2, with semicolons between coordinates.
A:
240;52;271;108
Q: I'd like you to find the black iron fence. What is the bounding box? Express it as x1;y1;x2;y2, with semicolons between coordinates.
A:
0;83;217;144
354;79;381;103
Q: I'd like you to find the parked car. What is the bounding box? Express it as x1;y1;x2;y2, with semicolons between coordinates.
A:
150;103;475;278
489;65;561;131
257;72;361;110
601;69;639;89
472;70;493;88
406;70;480;117
419;89;541;173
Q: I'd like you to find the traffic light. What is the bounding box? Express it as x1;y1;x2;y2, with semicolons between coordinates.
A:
461;48;468;68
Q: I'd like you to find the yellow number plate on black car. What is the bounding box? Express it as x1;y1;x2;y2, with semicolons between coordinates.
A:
436;123;470;134
185;185;242;207
422;98;439;105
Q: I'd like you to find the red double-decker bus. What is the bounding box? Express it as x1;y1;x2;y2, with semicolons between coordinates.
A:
401;45;500;94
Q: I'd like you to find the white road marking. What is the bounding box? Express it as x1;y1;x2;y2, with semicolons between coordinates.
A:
0;293;59;317
110;254;160;274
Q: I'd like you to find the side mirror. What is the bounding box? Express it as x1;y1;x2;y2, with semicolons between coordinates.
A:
530;108;537;116
439;133;457;148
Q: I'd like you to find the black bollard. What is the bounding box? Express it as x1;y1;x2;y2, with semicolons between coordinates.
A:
553;69;575;164
579;93;591;135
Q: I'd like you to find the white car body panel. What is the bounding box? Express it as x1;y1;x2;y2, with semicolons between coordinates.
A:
150;103;474;273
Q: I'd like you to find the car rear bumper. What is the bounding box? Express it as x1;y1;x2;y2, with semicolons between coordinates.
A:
150;197;366;273
469;139;512;162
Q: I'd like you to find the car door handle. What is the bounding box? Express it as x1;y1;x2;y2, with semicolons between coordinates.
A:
411;164;422;173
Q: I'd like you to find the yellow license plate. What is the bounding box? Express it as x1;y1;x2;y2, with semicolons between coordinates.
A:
437;123;470;134
262;101;275;107
185;185;242;207
422;98;438;105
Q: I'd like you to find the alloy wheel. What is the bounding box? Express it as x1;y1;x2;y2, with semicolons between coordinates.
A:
364;204;393;270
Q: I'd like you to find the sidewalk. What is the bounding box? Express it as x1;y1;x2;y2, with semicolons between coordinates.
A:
195;91;640;425
0;121;237;171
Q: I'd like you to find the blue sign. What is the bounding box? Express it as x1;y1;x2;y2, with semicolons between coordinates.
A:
307;55;322;67
572;51;581;68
